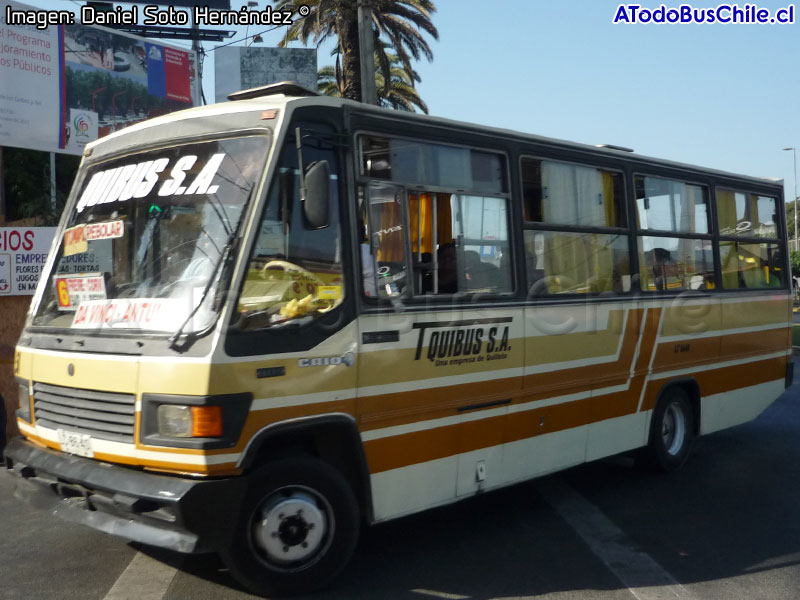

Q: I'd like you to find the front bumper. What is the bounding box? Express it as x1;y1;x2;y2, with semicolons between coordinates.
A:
5;437;246;554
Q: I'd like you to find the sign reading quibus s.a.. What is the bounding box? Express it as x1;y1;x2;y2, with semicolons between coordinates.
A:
0;227;56;295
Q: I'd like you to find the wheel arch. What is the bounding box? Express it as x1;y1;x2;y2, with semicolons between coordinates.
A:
651;377;701;437
238;413;374;523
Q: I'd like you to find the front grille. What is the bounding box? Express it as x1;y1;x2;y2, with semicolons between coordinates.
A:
32;382;136;444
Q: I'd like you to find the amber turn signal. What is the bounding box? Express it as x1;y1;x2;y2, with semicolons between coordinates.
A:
191;405;223;437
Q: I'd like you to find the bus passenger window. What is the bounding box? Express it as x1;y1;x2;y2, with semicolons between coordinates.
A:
715;188;784;290
408;193;512;295
637;237;714;291
522;158;626;228
635;177;709;234
359;135;512;298
634;176;714;293
365;183;407;298
717;190;778;238
525;231;631;295
719;241;784;289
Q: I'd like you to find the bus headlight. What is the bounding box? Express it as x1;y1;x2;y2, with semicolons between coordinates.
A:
157;405;223;438
141;392;251;449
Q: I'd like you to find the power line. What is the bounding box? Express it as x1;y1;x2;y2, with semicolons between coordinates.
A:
206;25;282;52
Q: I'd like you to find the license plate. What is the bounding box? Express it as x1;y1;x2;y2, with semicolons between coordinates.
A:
57;429;94;458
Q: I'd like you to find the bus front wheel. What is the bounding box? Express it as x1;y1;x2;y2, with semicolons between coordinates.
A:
222;457;360;597
647;387;695;472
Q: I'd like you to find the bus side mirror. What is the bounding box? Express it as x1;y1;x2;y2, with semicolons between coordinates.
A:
303;160;330;229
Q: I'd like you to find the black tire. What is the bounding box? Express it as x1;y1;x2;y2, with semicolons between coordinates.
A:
221;457;360;597
646;387;695;472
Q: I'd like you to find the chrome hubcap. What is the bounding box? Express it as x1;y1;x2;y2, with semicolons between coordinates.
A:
253;489;328;565
662;402;686;456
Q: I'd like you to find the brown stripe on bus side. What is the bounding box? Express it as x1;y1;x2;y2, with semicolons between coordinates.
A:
651;335;721;372
358;377;523;430
367;350;783;476
364;309;660;474
696;355;787;397
639;355;788;413
522;308;643;397
357;308;644;433
650;327;790;373
712;327;791;362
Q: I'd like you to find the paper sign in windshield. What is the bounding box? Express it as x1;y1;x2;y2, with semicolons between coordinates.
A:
75;153;226;213
55;274;107;311
318;286;342;300
63;225;87;257
71;298;186;331
84;220;124;241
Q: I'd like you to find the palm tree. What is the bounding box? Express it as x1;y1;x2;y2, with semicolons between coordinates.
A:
375;58;428;113
273;0;438;102
318;47;428;113
317;64;345;98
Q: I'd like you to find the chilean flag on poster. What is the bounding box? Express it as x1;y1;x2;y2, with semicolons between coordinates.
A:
145;43;191;104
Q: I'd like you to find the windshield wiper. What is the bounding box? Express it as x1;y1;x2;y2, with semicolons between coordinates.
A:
167;230;236;352
167;190;252;352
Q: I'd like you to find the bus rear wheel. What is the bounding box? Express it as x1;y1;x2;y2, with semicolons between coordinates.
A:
646;387;695;472
221;457;360;597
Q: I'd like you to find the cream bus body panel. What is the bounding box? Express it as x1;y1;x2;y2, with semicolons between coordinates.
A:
357;294;790;521
357;305;524;513
16;291;790;515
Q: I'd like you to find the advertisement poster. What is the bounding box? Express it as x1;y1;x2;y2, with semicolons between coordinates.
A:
0;0;64;153
0;227;56;295
0;1;199;155
0;227;112;295
65;107;98;153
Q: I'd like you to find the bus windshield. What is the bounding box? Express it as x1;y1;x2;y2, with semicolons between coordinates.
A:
32;135;269;334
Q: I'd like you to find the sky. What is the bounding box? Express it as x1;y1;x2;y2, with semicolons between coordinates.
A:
27;0;800;204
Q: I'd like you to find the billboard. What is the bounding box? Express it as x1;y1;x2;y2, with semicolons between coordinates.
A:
0;227;55;295
0;1;200;155
215;47;316;103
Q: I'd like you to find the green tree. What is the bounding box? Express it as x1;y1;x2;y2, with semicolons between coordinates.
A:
273;0;438;103
2;149;79;225
317;64;345;98
374;55;428;113
790;250;800;279
318;46;429;113
786;204;798;250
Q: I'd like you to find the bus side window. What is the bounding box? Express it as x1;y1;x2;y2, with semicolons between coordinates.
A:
407;193;512;295
365;183;408;299
358;135;512;298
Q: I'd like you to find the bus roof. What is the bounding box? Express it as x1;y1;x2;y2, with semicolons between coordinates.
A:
89;83;783;192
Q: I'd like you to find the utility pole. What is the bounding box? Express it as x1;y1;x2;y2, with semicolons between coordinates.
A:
49;153;56;214
357;2;377;106
191;17;204;105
